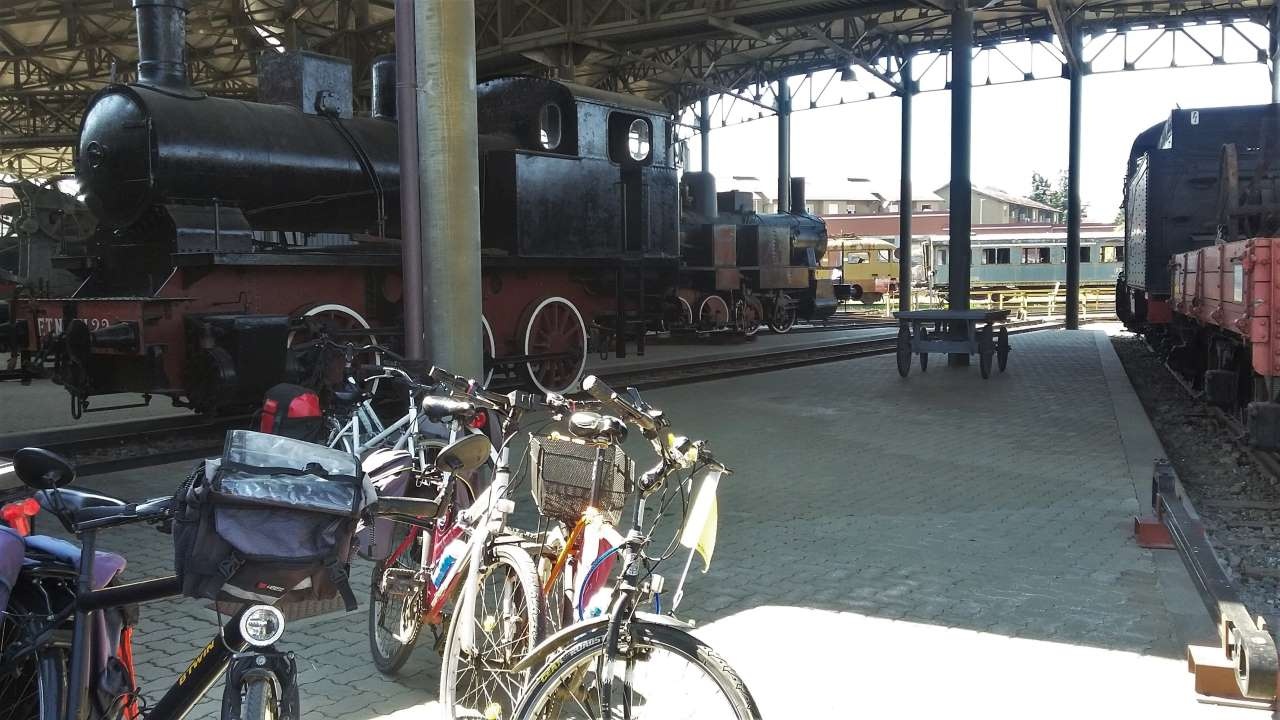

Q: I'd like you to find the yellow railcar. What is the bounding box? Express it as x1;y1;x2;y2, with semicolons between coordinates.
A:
825;237;899;304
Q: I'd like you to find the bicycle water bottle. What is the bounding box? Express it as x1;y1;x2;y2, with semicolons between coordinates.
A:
432;538;467;589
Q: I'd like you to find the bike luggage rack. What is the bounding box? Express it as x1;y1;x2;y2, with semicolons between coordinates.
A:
1134;459;1278;704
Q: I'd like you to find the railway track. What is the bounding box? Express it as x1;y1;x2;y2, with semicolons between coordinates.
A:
2;319;1067;477
599;318;1066;388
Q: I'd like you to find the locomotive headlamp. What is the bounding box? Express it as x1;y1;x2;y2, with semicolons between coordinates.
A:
239;605;286;647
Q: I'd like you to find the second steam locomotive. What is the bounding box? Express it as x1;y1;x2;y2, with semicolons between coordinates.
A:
1;0;833;416
1117;102;1280;448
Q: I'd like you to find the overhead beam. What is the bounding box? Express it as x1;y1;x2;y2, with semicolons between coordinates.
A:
707;15;769;42
799;23;902;91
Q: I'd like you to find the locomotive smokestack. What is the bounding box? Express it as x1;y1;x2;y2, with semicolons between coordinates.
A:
789;177;807;215
133;0;189;89
371;55;396;119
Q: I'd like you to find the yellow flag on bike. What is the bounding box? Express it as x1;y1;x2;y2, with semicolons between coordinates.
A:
679;472;720;572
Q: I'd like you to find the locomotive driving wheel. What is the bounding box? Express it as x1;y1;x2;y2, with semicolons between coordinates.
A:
698;294;730;331
738;296;764;337
521;296;587;394
768;296;797;334
481;315;496;387
287;303;381;393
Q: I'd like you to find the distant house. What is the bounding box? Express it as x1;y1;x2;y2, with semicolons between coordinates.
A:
719;176;777;214
934;184;1064;224
883;189;947;215
802;178;887;215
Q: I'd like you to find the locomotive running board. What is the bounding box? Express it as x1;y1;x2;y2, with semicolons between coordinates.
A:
1134;459;1278;703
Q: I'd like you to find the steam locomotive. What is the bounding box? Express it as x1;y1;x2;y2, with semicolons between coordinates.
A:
1;0;833;416
1117;103;1280;447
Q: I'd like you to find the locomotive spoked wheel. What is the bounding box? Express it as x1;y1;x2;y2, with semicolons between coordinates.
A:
287;303;381;393
698;295;730;331
918;327;929;372
481;315;496;387
522;296;587;394
978;325;995;380
896;326;912;377
997;326;1010;372
768;300;797;334
663;296;694;332
739;297;764;337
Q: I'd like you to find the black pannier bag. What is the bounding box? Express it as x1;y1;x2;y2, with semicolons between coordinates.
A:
173;430;372;610
258;383;323;442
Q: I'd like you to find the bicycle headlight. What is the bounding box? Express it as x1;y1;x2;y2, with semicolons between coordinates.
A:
239;605;286;647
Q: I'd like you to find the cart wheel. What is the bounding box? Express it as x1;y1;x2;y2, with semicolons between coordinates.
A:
918;327;929;372
997;326;1010;372
896;326;912;378
978;325;994;380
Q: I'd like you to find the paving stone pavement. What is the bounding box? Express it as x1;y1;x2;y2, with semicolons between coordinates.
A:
15;328;1257;719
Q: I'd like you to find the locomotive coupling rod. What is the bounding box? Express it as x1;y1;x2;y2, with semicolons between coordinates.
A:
1145;459;1278;701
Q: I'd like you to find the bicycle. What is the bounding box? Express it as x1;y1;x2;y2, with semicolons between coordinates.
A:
0;447;438;720
510;375;762;720
362;365;550;720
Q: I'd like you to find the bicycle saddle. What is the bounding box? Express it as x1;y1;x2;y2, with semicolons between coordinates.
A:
568;411;627;443
13;447;76;490
331;380;363;406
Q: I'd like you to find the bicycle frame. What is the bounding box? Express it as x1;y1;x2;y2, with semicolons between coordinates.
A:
51;526;253;720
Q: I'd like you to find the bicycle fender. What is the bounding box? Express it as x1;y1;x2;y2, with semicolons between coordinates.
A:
511;612;691;673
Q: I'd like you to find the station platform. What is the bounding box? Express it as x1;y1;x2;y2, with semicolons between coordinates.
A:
4;326;1257;718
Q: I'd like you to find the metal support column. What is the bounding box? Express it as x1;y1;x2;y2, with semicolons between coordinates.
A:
1066;28;1083;330
899;54;913;312
413;0;483;378
699;95;711;172
1271;2;1280;103
394;0;423;360
948;2;973;366
777;79;791;214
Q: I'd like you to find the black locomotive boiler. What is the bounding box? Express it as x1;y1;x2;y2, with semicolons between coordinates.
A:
3;0;832;415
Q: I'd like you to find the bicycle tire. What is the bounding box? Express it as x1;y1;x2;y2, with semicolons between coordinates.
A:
513;622;761;720
368;523;424;675
440;543;544;719
2;594;67;720
237;677;278;720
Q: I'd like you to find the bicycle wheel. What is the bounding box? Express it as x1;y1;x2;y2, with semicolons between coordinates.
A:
1;596;67;720
368;523;424;675
513;622;761;720
237;677;278;720
440;543;544;719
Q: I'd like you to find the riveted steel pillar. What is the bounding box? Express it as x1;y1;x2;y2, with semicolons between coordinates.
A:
777;79;791;214
948;3;973;366
395;0;423;360
699;95;711;172
1066;28;1083;330
413;0;483;378
899;54;914;312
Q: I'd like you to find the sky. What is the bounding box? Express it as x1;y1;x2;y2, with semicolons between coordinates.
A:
687;60;1272;223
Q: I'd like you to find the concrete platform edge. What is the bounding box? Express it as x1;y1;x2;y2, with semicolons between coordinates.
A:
1092;329;1221;650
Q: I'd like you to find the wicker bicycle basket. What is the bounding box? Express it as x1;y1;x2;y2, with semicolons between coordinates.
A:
528;435;634;525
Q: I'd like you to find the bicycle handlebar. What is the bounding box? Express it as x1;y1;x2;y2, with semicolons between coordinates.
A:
581;376;660;434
